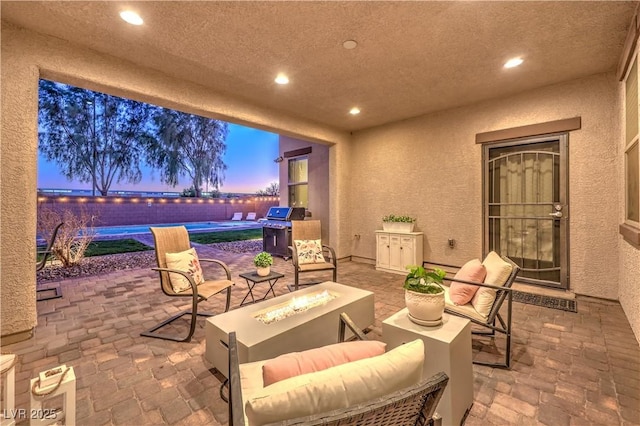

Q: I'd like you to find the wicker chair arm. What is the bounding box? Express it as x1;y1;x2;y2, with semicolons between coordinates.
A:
151;267;198;294
228;332;245;426
338;312;367;342
199;258;232;280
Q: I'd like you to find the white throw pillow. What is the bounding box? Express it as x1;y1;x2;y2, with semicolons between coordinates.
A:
245;339;425;425
294;239;325;264
471;251;513;318
165;248;205;293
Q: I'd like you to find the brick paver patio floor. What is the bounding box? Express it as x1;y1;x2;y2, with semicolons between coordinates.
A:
4;244;640;425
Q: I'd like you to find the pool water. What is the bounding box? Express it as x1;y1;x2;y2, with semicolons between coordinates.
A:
92;221;262;238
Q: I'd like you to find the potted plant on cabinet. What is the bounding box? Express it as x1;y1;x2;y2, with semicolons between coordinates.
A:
382;214;416;233
254;251;273;277
403;265;447;326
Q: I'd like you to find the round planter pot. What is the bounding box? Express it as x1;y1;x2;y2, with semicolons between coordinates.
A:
256;266;271;277
405;289;445;326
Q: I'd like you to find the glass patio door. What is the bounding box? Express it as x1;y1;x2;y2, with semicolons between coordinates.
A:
484;135;569;289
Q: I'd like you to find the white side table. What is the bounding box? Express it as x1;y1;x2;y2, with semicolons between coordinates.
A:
1;354;17;426
382;309;473;426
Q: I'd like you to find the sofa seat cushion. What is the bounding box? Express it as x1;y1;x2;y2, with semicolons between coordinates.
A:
244;339;425;426
262;340;386;386
443;286;487;322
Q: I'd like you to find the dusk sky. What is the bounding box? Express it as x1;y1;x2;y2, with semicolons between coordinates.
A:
37;123;280;194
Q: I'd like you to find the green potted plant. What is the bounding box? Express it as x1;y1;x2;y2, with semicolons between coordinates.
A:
403;265;447;326
254;251;273;276
382;214;416;233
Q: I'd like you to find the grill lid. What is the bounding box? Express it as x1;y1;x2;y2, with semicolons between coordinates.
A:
265;207;306;221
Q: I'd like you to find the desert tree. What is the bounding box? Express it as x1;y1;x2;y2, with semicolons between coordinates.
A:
149;108;228;197
38;80;155;196
256;182;279;196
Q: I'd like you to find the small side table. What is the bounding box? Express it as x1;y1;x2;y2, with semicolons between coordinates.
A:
382;309;473;426
239;270;284;306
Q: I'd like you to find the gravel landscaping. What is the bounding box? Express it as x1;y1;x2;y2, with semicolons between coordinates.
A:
37;239;263;283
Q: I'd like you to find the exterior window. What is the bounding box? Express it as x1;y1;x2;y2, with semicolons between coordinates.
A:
627;141;639;223
288;157;308;208
625;55;640;228
621;46;640;247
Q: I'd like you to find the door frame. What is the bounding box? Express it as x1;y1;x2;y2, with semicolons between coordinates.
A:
482;133;570;289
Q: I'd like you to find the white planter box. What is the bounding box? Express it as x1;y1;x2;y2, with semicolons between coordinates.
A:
382;222;415;233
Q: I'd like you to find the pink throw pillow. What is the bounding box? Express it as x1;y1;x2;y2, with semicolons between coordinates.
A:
262;340;386;386
449;259;487;305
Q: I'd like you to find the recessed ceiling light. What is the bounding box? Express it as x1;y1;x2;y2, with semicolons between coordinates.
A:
343;40;358;50
504;57;524;69
120;10;143;26
349;107;361;115
274;74;289;85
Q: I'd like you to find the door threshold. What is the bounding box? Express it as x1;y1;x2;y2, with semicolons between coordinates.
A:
512;282;575;300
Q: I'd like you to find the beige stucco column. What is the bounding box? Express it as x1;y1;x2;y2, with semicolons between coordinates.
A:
1;34;40;341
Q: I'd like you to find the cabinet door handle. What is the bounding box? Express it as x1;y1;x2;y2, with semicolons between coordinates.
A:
386;245;389;248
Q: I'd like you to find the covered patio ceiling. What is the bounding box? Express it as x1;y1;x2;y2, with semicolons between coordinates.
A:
1;1;636;132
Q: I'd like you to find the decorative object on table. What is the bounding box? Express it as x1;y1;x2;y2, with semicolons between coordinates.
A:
30;364;76;426
254;251;273;276
403;265;447;326
381;214;416;233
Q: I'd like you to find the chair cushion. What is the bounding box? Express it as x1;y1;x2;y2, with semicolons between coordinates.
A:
449;259;486;305
470;251;513;317
294;239;325;264
262;340;387;386
245;339;425;426
165;248;205;293
444;286;487;322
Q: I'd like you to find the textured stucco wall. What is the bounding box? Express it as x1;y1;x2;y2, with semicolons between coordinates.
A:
278;136;331;243
350;72;621;300
0;24;348;339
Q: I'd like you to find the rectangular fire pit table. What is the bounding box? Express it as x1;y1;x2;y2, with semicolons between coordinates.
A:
205;281;375;378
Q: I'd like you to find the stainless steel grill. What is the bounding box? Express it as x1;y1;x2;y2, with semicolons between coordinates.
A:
260;207;305;258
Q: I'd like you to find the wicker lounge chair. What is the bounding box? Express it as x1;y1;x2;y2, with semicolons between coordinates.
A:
142;226;233;342
227;313;449;426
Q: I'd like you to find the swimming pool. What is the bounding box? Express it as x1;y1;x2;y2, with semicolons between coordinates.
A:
92;221;262;238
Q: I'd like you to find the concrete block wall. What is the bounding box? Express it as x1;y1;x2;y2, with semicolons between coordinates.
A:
37;196;279;227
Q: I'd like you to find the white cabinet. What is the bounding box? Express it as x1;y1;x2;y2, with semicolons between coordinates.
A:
375;231;423;275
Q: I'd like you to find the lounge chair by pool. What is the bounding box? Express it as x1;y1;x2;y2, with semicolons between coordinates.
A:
231;212;243;221
246;212;257;220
